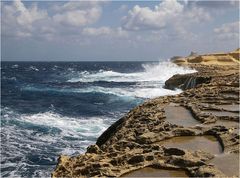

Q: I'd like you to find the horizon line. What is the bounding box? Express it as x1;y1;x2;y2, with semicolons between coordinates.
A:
1;60;163;62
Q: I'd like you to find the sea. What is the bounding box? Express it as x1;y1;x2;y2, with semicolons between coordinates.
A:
1;61;195;177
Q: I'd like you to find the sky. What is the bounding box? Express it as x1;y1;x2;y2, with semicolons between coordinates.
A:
1;0;239;61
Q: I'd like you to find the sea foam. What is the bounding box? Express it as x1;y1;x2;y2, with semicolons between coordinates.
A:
67;61;196;83
65;61;195;99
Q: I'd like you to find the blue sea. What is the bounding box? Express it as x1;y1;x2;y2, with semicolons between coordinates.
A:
1;61;195;177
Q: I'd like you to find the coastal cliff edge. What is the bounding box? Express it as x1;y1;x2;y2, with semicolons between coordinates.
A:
52;49;239;177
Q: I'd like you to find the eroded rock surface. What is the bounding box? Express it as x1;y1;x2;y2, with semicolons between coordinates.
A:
172;48;240;66
52;62;239;177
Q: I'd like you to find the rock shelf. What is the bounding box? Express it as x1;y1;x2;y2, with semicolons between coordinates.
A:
122;167;188;177
164;106;200;127
52;51;239;177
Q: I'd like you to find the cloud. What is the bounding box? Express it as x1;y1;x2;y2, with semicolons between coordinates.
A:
82;27;128;38
214;21;239;40
82;27;112;36
1;0;238;52
121;0;211;31
52;8;101;27
51;1;104;12
2;0;48;37
2;0;131;44
2;0;103;40
122;0;184;31
52;1;103;27
184;6;211;23
13;0;48;26
118;4;128;12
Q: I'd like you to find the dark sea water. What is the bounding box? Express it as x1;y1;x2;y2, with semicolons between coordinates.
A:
1;61;195;177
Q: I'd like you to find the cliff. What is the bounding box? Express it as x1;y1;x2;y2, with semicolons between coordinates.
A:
52;50;239;177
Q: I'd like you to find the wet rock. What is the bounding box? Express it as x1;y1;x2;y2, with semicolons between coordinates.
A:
171;157;205;167
165;74;212;90
146;155;154;161
87;145;101;154
96;117;127;146
164;148;185;156
193;165;225;177
128;155;145;164
172;128;196;136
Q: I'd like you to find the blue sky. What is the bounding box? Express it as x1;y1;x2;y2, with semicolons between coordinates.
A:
1;0;239;61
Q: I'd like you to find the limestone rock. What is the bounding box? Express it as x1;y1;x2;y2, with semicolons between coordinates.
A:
52;50;239;178
172;49;240;65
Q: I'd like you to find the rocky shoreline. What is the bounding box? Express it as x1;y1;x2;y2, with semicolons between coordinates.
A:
52;50;239;177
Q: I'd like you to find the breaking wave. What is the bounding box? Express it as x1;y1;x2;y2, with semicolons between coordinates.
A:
1;107;110;177
67;61;196;83
1;61;196;177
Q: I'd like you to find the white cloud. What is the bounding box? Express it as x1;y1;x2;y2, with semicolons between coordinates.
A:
2;1;46;38
121;0;211;31
13;0;47;26
82;27;112;36
122;0;184;31
1;0;236;50
82;27;128;38
53;8;101;27
51;1;103;27
184;6;211;23
2;0;48;37
118;4;128;12
2;0;104;40
214;21;239;40
51;1;104;12
15;31;32;38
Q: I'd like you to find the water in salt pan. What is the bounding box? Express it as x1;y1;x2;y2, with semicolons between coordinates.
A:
210;153;239;177
215;104;239;112
209;120;239;129
159;136;222;155
122;167;187;177
202;110;239;117
164;105;200;127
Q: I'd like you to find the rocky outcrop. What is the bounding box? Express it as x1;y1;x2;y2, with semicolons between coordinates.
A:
164;73;211;90
172;49;240;65
229;48;240;60
52;52;239;177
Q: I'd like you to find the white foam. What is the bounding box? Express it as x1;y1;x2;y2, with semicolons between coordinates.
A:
1;107;109;155
67;61;196;83
22;85;180;99
1;107;112;177
27;65;39;71
79;86;182;98
19;111;108;138
22;61;195;99
21;62;196;99
2;76;17;81
11;64;19;69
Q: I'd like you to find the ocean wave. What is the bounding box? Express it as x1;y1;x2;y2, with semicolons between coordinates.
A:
11;64;19;69
21;84;180;99
1;107;109;155
1;107;111;176
2;107;108;139
20;61;193;99
67;61;196;83
2;76;17;81
1;61;195;177
21;112;108;138
27;66;39;71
